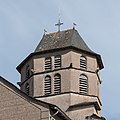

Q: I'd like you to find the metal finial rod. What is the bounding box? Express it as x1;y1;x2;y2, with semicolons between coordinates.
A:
73;22;77;29
44;29;47;35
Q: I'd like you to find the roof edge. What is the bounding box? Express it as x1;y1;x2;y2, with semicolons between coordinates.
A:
16;46;104;73
69;101;101;111
0;76;50;108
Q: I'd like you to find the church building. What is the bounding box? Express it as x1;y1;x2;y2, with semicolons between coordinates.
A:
0;23;106;120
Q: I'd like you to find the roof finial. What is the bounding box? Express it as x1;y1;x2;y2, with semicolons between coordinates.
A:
73;22;77;30
55;14;63;32
44;29;47;35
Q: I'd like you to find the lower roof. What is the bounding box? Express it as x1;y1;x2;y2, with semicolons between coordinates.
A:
86;114;106;120
0;76;71;120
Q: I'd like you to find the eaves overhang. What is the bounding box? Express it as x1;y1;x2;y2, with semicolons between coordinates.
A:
69;101;101;111
86;114;106;120
16;46;104;73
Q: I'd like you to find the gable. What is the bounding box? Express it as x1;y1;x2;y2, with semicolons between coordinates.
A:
0;77;50;120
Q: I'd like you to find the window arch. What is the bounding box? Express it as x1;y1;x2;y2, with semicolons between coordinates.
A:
54;55;61;68
54;74;61;94
80;56;87;69
25;83;30;95
26;65;31;79
44;75;51;95
79;74;88;94
45;57;52;70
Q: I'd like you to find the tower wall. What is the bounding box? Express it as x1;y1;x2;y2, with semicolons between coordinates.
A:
17;29;104;120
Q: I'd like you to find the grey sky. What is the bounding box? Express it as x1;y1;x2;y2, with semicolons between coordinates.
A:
0;0;119;119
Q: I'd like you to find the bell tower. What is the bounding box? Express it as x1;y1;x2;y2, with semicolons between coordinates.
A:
17;28;104;120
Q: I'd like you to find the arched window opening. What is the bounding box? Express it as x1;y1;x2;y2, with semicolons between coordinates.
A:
44;75;51;95
54;74;61;94
25;83;30;95
26;65;31;79
80;56;87;69
45;57;52;70
79;74;88;95
54;55;61;68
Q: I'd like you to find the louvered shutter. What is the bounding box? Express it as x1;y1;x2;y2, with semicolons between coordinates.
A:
25;83;30;95
54;74;61;94
80;56;87;69
79;74;88;94
45;57;52;70
54;55;61;68
26;65;30;79
44;76;51;95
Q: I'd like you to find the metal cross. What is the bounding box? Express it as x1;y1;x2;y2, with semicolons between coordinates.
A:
55;18;63;32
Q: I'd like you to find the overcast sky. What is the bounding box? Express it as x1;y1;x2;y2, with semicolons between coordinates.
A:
0;0;120;119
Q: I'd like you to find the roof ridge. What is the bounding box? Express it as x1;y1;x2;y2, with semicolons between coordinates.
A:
70;29;77;46
45;28;74;35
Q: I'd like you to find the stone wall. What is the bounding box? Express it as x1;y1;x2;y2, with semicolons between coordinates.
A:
0;81;50;120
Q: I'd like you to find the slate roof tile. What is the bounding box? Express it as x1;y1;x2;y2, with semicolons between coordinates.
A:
35;29;94;54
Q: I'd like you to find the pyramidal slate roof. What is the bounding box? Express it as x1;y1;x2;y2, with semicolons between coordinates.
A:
35;29;94;54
